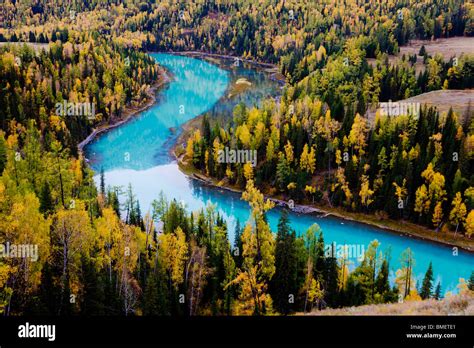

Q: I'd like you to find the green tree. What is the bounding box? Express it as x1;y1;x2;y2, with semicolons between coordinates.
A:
468;271;474;291
434;281;442;300
39;182;54;215
270;210;298;314
420;262;434;299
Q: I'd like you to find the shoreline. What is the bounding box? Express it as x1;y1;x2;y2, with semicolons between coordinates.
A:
169;50;278;68
78;65;172;152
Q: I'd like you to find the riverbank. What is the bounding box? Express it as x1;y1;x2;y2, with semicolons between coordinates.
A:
174;128;474;253
78;65;172;152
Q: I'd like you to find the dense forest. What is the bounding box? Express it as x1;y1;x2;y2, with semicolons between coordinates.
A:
1;0;473;81
0;0;473;316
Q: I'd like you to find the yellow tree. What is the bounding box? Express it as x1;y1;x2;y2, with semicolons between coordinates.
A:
449;192;467;236
118;223;144;316
335;149;342;167
266;138;275;162
186;130;201;161
422;163;446;203
228;180;275;315
0;262;11;314
186;240;210;316
307;278;324;312
334;167;352;207
284;140;294;163
396;248;416;299
53;203;93;314
348;113;368;157
95;207;122;282
300;144;316;174
432;202;443;231
415;163;446;218
300;143;310;172
0;189;50;314
359;174;374;210
465;210;474;238
414;184;430;216
185;137;194;160
158;226;188;289
305;185;317;203
393;179;408;208
236;124;251;148
243;162;253;181
314;109;340;175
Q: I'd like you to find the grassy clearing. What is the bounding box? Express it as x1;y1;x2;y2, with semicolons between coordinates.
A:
365;89;473;128
368;36;474;75
399;37;474;61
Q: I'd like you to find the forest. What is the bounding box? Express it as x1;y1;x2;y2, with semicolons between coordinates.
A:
0;0;473;316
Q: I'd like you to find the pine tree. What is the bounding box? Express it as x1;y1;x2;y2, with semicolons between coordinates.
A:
100;167;105;195
270;210;298;314
375;259;390;296
233;219;243;268
80;255;105;315
202;115;211;145
434;281;442;300
323;246;340;308
468;271;474;291
143;267;170;315
39;182;53;214
420;262;434;299
419;45;427;56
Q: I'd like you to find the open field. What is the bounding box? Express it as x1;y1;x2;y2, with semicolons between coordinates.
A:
368;37;474;74
398;89;473;115
399;37;474;60
366;89;474;125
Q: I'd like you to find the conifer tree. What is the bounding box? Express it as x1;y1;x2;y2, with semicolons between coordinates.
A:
468;271;474;291
420;262;434;299
270;210;298;314
434;281;442;300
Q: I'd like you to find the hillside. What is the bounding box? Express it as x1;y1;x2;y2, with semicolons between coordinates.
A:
366;89;474;124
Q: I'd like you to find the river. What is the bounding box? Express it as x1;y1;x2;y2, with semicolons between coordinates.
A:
84;53;473;294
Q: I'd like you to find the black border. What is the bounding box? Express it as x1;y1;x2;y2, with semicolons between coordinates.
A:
0;315;472;347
